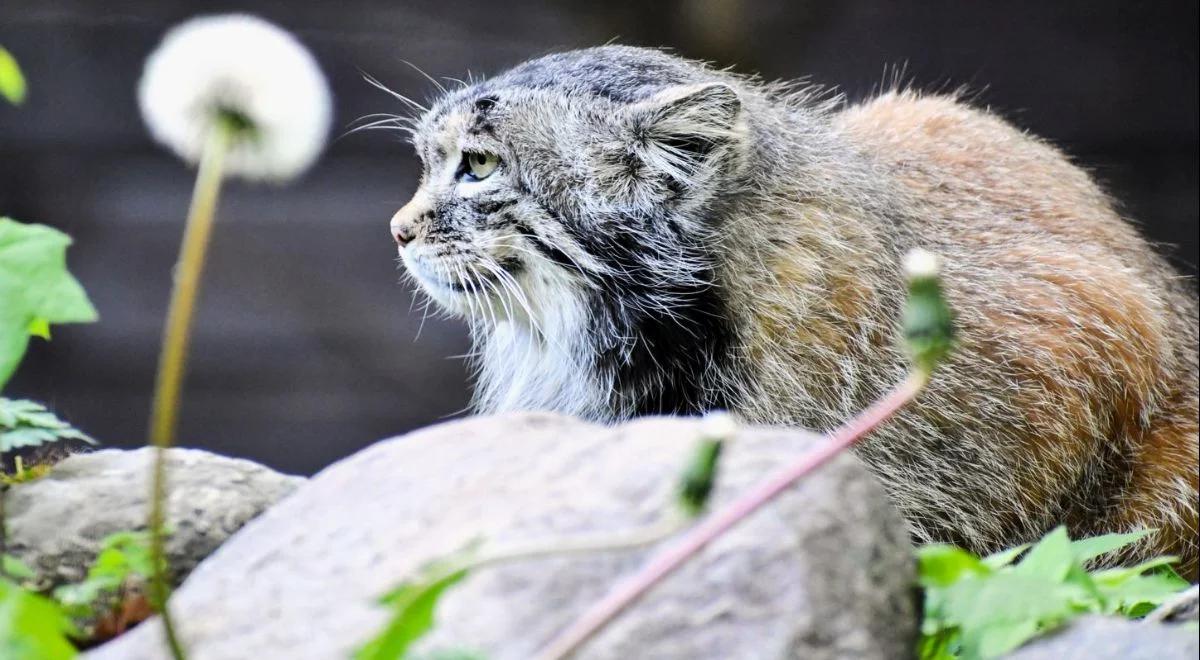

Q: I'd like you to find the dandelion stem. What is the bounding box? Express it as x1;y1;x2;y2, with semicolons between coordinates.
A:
147;120;232;660
534;370;929;660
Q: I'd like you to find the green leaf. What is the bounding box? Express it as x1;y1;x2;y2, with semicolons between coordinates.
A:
981;543;1029;569
52;532;156;622
2;556;36;581
974;618;1043;658
918;544;990;588
0;218;97;391
27;318;50;340
0;579;78;659
677;437;723;516
356;566;471;660
1070;529;1151;563
917;627;960;660
0;46;26;105
1058;562;1104;611
1014;526;1074;582
1091;555;1180;585
917;527;1193;660
1093;563;1189;615
0;398;94;453
903;265;955;373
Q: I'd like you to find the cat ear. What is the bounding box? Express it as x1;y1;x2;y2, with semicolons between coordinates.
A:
623;82;743;179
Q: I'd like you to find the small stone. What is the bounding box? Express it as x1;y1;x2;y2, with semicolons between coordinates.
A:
6;446;303;588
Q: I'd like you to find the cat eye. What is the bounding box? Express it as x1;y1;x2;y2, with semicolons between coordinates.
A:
460;151;500;182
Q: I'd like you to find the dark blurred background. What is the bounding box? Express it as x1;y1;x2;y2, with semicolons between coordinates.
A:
1;0;1196;475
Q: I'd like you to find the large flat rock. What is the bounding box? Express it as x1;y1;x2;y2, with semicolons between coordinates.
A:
90;413;916;659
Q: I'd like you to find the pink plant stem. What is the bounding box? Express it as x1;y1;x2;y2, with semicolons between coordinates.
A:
535;371;928;660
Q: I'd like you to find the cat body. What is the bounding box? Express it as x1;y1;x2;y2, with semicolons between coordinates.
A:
389;46;1199;576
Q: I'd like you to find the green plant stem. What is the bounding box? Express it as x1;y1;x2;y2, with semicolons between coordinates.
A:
456;514;686;579
146;123;232;660
149;125;231;449
0;484;7;582
399;514;688;617
535;370;930;660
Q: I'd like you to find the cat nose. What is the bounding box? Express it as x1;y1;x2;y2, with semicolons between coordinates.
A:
392;221;415;247
390;198;427;248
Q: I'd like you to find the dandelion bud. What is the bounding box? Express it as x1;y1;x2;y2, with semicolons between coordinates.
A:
902;248;954;375
678;412;735;517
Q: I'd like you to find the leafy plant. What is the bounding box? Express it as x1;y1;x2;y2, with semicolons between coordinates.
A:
0;219;95;656
355;558;474;660
1;398;94;455
53;532;157;624
0;217;97;392
0;578;77;660
0;460;52;486
918;526;1190;659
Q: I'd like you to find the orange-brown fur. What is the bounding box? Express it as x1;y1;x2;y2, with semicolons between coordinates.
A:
828;93;1198;577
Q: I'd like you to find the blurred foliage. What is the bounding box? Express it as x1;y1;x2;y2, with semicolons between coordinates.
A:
2;554;36;584
54;532;157;624
0;578;77;660
0;218;97;392
903;260;955;375
355;552;476;660
918;526;1190;659
676;436;723;517
0;530;160;658
1;399;93;456
0;46;25;105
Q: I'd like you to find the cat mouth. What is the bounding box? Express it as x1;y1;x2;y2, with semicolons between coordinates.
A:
405;254;503;302
407;259;469;295
401;248;535;323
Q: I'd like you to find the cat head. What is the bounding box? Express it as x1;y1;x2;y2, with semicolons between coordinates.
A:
390;46;747;327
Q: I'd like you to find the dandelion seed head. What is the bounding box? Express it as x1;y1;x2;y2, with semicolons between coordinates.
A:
138;14;332;181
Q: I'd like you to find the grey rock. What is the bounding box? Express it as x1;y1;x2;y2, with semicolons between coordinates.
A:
89;413;917;660
1144;584;1199;625
1005;615;1199;660
6;447;303;588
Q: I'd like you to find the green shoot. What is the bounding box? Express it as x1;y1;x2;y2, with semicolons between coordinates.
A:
918;526;1189;659
355;552;476;660
53;532;158;632
902;249;955;379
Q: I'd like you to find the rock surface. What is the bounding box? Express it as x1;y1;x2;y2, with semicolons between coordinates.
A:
89;413;917;660
6;447;303;588
1004;615;1199;660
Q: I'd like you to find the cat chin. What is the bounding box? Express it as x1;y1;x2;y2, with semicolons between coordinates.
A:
401;254;467;314
409;262;514;322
